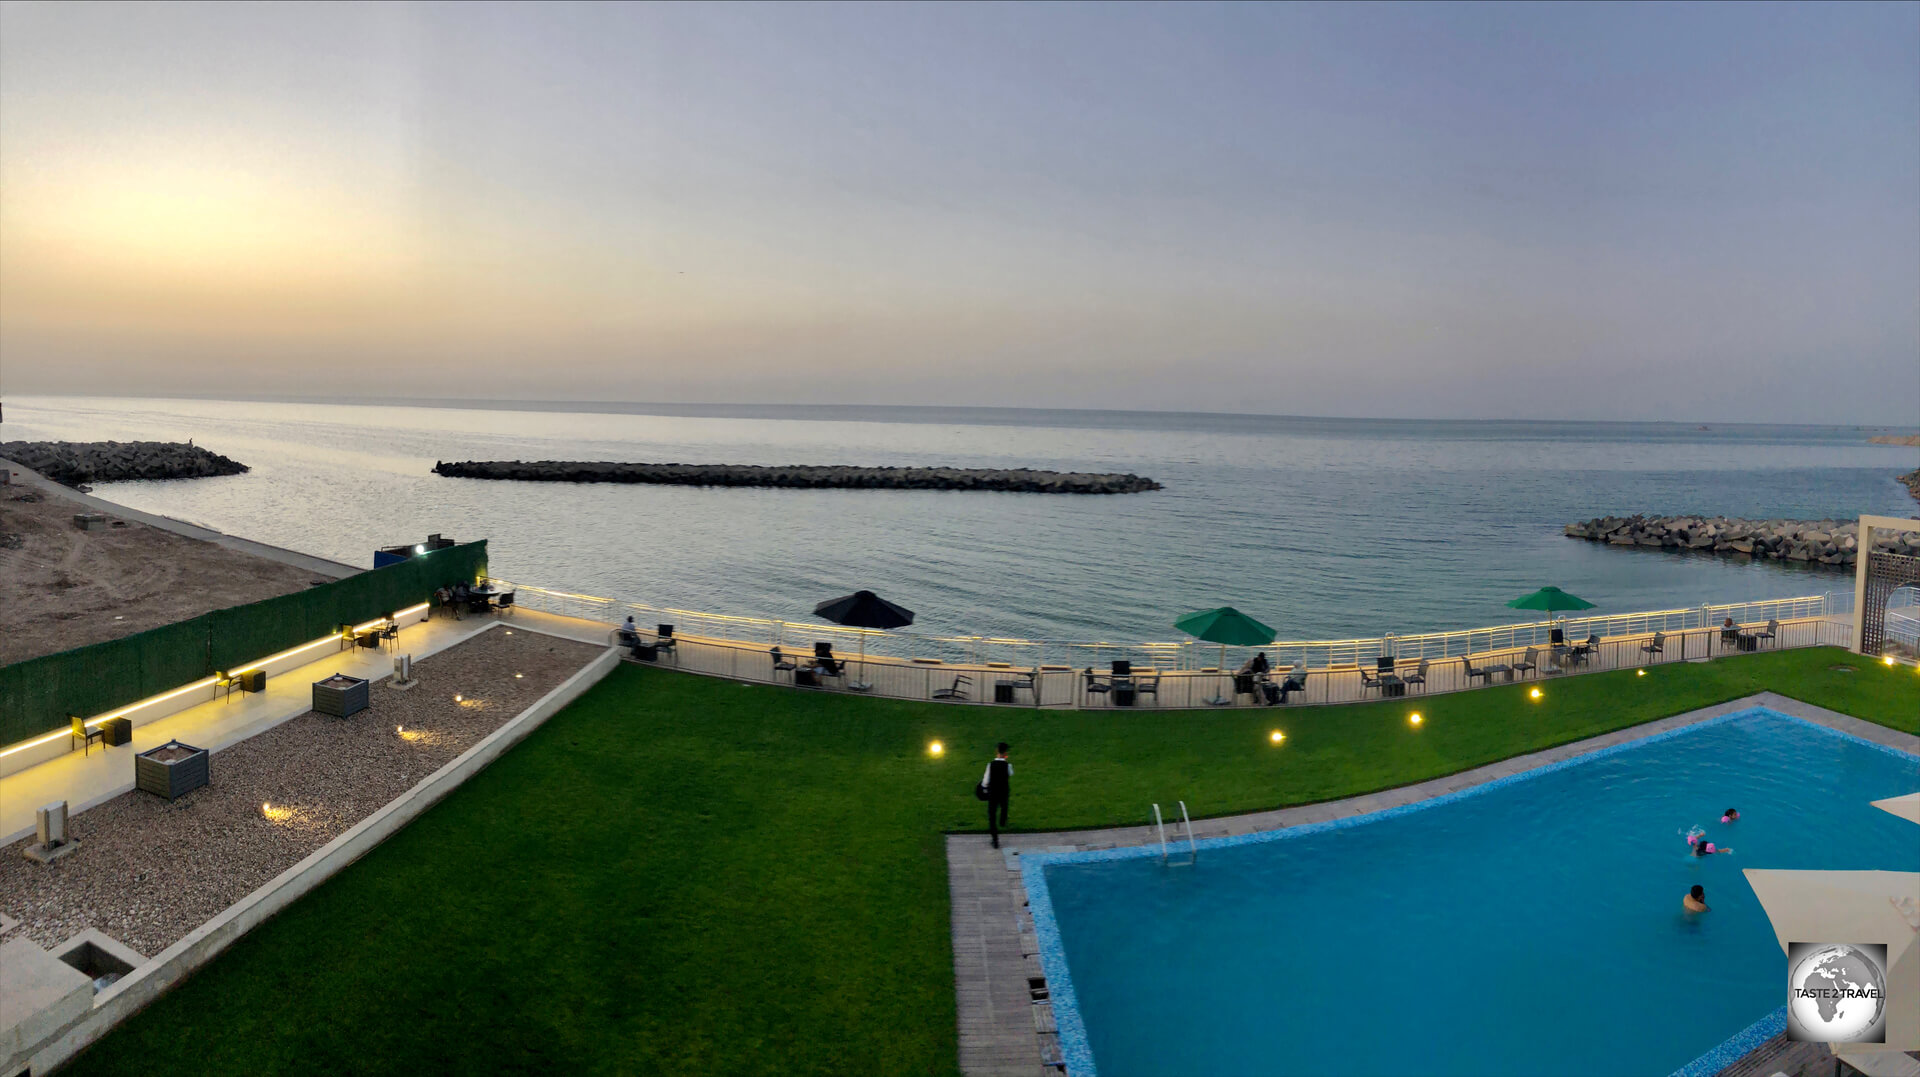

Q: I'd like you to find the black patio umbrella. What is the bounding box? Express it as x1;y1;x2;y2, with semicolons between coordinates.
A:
813;590;915;689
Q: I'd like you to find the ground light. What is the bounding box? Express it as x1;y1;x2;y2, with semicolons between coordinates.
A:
1269;730;1285;744
454;694;463;702
928;740;943;756
1530;687;1543;700
1885;655;1897;666
1408;712;1423;727
1637;669;1646;677
514;673;523;679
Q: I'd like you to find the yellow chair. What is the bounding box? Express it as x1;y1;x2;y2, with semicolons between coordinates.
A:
71;714;105;756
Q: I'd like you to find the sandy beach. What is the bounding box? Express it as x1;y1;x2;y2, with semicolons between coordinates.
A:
0;478;324;665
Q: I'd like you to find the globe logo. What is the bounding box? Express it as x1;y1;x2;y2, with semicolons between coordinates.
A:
1787;942;1888;1043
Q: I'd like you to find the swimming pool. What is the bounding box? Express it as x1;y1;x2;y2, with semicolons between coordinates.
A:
1025;708;1920;1077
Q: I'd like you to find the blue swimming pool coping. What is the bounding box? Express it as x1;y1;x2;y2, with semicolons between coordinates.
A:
1017;706;1918;1077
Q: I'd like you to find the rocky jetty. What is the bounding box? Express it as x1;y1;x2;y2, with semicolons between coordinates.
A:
1564;514;1920;568
433;460;1162;494
0;441;249;487
1901;468;1920;504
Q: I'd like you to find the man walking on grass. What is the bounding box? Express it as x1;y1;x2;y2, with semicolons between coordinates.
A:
983;742;1012;848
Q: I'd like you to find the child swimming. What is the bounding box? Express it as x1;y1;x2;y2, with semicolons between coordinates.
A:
1682;825;1730;856
1721;807;1739;823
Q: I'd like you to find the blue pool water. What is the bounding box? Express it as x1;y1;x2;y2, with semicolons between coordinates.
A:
1028;710;1920;1077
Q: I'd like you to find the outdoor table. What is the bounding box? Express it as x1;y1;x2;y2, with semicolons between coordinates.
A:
1488;663;1515;681
1380;674;1406;697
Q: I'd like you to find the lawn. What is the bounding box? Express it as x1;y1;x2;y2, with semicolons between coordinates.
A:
64;647;1916;1076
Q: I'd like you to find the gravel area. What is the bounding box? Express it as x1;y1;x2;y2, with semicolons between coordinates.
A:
0;626;604;956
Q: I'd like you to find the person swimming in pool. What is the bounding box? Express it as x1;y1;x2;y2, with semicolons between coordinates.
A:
1684;885;1709;912
1721;807;1739;823
1683;825;1730;856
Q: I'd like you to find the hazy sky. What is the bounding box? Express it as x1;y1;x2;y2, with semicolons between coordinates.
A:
2;1;1916;422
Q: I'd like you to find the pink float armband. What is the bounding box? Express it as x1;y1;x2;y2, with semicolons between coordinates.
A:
1703;843;1716;853
1721;815;1732;824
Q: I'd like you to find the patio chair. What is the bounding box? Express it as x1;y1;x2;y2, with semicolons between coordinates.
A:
1082;669;1111;705
1461;656;1492;686
496;592;515;616
1569;633;1600;665
1754;619;1778;647
1401;658;1429;692
770;646;798;681
1549;627;1565;647
71;714;105;756
1111;659;1132;677
1357;666;1383;694
1132;670;1158;703
1640;632;1665;661
1513;648;1539;678
932;674;971;700
655;625;679;656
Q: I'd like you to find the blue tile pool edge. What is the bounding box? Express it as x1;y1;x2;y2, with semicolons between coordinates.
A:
1018;706;1918;1077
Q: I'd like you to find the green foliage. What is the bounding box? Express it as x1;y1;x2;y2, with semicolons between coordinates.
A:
64;647;1915;1076
0;542;486;744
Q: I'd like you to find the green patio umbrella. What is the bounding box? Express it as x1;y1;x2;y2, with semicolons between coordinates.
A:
1175;607;1278;696
1505;586;1597;616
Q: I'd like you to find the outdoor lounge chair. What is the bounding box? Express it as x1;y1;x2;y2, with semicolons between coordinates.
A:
71;714;104;755
1513;648;1539;678
1640;632;1665;660
932;674;971;700
1083;669;1111;705
1754;619;1778;647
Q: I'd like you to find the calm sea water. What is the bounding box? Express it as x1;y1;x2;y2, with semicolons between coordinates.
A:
5;396;1914;641
1035;711;1920;1076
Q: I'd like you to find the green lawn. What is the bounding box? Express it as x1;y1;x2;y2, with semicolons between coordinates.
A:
66;647;1916;1076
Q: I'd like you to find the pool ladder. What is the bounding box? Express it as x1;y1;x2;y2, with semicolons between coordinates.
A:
1152;802;1198;865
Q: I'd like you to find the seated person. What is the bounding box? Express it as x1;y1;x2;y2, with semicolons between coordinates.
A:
1239;652;1272;678
1684;885;1708;912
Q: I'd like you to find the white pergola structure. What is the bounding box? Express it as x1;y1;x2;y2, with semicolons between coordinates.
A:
1851;515;1920;656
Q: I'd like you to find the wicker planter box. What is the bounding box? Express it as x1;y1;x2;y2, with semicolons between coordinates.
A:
135;740;209;800
313;674;370;718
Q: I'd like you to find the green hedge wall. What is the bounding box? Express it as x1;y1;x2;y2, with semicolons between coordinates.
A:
0;541;486;748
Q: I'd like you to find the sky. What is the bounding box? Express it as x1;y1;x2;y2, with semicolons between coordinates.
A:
1;1;1916;423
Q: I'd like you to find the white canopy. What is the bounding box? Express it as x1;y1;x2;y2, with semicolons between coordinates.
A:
1742;868;1920;1053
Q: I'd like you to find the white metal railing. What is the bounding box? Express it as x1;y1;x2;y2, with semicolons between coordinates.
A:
486;579;1847;674
480;578;1854;709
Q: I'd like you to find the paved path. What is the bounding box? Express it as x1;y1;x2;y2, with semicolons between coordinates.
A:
0;607;612;846
1;457;360;580
946;693;1920;1077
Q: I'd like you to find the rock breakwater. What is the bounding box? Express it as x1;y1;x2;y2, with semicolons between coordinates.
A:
432;460;1162;494
1564;514;1920;568
0;441;249;487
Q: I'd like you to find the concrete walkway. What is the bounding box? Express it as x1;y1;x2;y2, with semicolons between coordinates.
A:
0;607;612;846
0;457;361;580
947;693;1920;1077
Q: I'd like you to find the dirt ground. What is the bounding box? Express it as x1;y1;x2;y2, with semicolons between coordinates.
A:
0;483;326;666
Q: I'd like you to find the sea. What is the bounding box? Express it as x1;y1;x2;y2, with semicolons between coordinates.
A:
5;396;1914;643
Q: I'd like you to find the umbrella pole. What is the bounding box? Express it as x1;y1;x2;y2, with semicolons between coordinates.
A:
857;633;869;691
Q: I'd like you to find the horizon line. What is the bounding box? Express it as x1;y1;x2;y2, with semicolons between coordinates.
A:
2;390;1915;432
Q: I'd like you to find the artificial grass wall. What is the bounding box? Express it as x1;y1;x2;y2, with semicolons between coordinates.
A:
63;647;1917;1076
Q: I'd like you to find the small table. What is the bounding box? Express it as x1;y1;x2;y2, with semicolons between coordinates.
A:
1380;675;1406;698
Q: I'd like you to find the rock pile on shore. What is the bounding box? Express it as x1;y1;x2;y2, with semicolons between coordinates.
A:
433;460;1162;494
0;441;249;487
1564;514;1920;568
1901;468;1920;503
